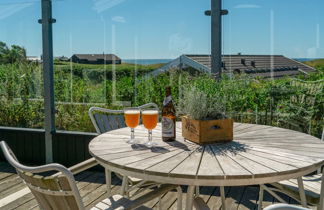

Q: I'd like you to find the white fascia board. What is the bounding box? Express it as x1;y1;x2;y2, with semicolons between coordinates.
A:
181;55;211;73
148;57;181;77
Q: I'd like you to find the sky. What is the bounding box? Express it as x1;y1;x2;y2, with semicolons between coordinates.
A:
0;0;323;59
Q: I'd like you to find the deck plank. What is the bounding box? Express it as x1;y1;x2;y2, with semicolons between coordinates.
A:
13;195;38;210
0;181;27;202
237;186;259;210
207;186;230;209
158;190;178;210
83;173;122;208
0;165;16;181
224;186;246;209
0;162;315;210
0;174;20;193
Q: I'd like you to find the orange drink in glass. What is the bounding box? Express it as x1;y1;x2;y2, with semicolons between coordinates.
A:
124;108;140;144
125;110;140;128
142;109;159;147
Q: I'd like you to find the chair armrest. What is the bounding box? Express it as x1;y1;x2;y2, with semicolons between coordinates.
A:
69;157;98;175
127;184;177;209
53;158;98;177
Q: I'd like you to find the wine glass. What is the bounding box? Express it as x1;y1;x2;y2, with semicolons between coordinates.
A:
141;108;159;147
124;107;140;144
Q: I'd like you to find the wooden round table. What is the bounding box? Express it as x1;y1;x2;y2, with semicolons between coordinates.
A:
89;122;324;209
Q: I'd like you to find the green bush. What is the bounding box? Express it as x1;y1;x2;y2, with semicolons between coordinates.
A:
0;62;323;138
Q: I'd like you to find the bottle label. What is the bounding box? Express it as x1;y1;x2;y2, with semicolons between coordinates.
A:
162;117;175;137
163;96;172;106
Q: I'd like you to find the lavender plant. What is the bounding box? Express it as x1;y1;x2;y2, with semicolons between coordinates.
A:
176;86;227;120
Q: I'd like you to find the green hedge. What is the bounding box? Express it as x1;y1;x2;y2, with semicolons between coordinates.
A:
0;63;323;138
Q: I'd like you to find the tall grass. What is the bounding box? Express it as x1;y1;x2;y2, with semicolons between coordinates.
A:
0;63;323;138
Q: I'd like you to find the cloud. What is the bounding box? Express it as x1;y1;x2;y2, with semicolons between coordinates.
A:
235;4;260;9
93;0;126;13
0;3;33;20
169;33;192;54
112;16;126;23
306;47;324;58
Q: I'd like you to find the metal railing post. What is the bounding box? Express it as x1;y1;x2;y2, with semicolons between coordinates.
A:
206;0;228;79
211;0;222;79
40;0;56;163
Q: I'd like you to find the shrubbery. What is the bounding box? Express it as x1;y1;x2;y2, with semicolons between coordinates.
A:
0;62;323;138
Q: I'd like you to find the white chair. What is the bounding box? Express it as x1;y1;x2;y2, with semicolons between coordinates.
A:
89;103;158;134
88;103;161;197
259;175;324;209
0;141;181;210
317;127;324;174
258;129;324;210
264;204;310;210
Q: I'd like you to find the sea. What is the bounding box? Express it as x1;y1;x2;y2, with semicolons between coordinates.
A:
293;58;317;62
123;59;172;65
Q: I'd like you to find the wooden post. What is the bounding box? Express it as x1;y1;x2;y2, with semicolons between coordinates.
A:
185;186;195;210
39;0;56;163
105;168;111;197
258;185;264;210
297;177;307;207
319;171;324;210
220;186;226;210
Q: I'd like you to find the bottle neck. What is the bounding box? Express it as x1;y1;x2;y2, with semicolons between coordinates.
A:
165;88;171;97
163;95;172;106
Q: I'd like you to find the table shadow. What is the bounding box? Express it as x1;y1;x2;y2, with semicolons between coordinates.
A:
165;141;191;151
131;143;170;153
206;141;250;156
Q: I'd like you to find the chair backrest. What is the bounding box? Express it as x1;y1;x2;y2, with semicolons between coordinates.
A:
89;103;159;134
0;141;84;210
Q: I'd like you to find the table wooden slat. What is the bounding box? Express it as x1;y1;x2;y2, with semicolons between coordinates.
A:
89;122;324;186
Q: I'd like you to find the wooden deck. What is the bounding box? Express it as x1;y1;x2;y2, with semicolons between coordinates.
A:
0;162;301;210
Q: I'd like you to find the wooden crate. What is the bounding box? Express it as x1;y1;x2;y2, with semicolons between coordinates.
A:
182;116;233;144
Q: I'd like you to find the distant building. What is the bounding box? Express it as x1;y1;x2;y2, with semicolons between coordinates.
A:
150;54;317;79
70;54;121;64
27;56;42;63
55;56;69;62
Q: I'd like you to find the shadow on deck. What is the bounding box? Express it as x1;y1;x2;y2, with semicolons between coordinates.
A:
0;162;299;210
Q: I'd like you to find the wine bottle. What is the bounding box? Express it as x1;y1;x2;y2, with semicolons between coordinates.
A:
162;86;176;142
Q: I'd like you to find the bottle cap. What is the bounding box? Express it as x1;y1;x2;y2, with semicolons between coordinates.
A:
165;86;171;95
